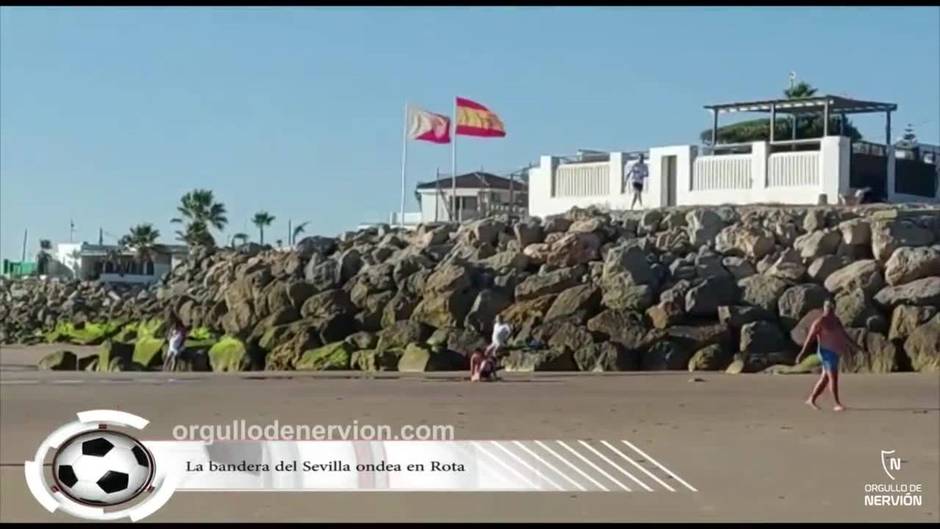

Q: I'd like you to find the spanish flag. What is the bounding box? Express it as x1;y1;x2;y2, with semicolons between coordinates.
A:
455;97;506;138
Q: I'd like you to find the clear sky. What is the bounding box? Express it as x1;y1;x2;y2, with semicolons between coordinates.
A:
2;7;938;260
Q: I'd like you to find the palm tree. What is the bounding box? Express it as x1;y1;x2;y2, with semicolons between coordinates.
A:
252;211;275;246
175;220;215;248
230;233;249;248
119;224;160;269
291;221;310;246
171;189;227;248
783;80;817;99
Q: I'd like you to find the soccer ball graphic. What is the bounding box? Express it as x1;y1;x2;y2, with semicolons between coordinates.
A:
52;430;155;506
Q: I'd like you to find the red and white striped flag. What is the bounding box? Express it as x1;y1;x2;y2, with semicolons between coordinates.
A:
407;105;451;144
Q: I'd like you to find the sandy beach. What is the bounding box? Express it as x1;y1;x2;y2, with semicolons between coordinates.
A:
1;343;938;523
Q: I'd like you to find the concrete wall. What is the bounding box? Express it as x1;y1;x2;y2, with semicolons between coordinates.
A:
529;138;857;218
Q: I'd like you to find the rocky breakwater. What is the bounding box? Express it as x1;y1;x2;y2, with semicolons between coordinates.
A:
4;204;939;375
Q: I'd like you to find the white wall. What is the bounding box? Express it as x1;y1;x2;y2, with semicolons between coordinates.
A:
528;138;857;217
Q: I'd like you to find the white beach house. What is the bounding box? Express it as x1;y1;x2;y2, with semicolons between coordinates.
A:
528;95;940;218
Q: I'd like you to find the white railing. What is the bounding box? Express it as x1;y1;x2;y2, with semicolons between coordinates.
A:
552;161;610;197
768;151;820;187
691;155;751;190
388;211;423;225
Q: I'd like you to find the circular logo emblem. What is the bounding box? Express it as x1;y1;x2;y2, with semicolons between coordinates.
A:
51;430;155;507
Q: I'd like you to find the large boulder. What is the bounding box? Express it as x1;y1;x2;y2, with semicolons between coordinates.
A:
295;236;337;259
838;218;871;246
685;276;738;316
515;266;582;301
778;284;830;329
688;343;734;371
381;291;419;328
765;248;806;282
602;245;656;286
740;321;789;356
874;277;940;309
871;220;935;262
351;349;402;372
398;343;468;372
903;314;940;372
376;321;433;352
544;285;601;322
514;222;544;247
715;225;775;259
665;323;731;353
499;295;556;329
718;305;773;328
842;329;897;373
502;349;577;372
721;256;756;280
544;232;602;267
889;305;938;342
807;255;849;283
834;289;880;328
739;275;790;313
208;337;251;372
642;340;690;370
884;246;940;286
586;309;654;350
547;321;596;353
574;342;639;371
465;288;514;333
823;260;884;296
686;209;724;248
646;300;684;329
300;289;355;319
794;229;842;260
600;275;655;311
296;341;352;371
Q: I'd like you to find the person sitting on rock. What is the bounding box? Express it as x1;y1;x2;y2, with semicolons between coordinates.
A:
164;315;188;372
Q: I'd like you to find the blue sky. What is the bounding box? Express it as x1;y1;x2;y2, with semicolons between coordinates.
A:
2;7;938;260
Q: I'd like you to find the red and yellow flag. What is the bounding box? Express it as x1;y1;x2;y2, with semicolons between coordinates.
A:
455;97;506;138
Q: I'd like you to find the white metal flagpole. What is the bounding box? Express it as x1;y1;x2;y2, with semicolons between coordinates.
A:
400;103;409;228
451;97;458;222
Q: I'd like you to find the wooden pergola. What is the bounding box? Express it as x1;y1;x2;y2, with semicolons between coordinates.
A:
704;95;898;146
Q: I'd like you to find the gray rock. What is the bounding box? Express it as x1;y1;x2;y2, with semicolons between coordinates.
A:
823;260;884;296
871;220;935;262
686;276;739;316
874;277;940;309
904;314;940;372
883;246;940;286
889;305;938;342
778;284;830;329
738;274;789;313
794;229;842;260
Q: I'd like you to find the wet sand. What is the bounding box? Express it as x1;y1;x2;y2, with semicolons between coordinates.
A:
1;343;938;522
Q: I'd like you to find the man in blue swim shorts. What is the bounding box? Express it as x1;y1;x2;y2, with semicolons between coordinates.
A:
795;300;864;412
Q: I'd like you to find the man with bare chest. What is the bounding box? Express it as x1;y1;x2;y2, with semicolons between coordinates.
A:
795;300;865;411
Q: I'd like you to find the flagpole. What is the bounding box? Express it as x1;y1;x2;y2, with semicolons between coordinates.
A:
451;97;458;222
400;103;409;228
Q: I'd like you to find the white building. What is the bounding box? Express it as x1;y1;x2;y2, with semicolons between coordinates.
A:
54;242;189;285
528;95;940;218
389;171;528;227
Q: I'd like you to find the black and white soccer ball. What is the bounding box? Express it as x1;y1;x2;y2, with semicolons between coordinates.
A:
52;430;155;506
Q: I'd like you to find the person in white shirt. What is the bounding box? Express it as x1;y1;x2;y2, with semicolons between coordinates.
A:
471;316;512;382
163;315;188;372
625;154;649;210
